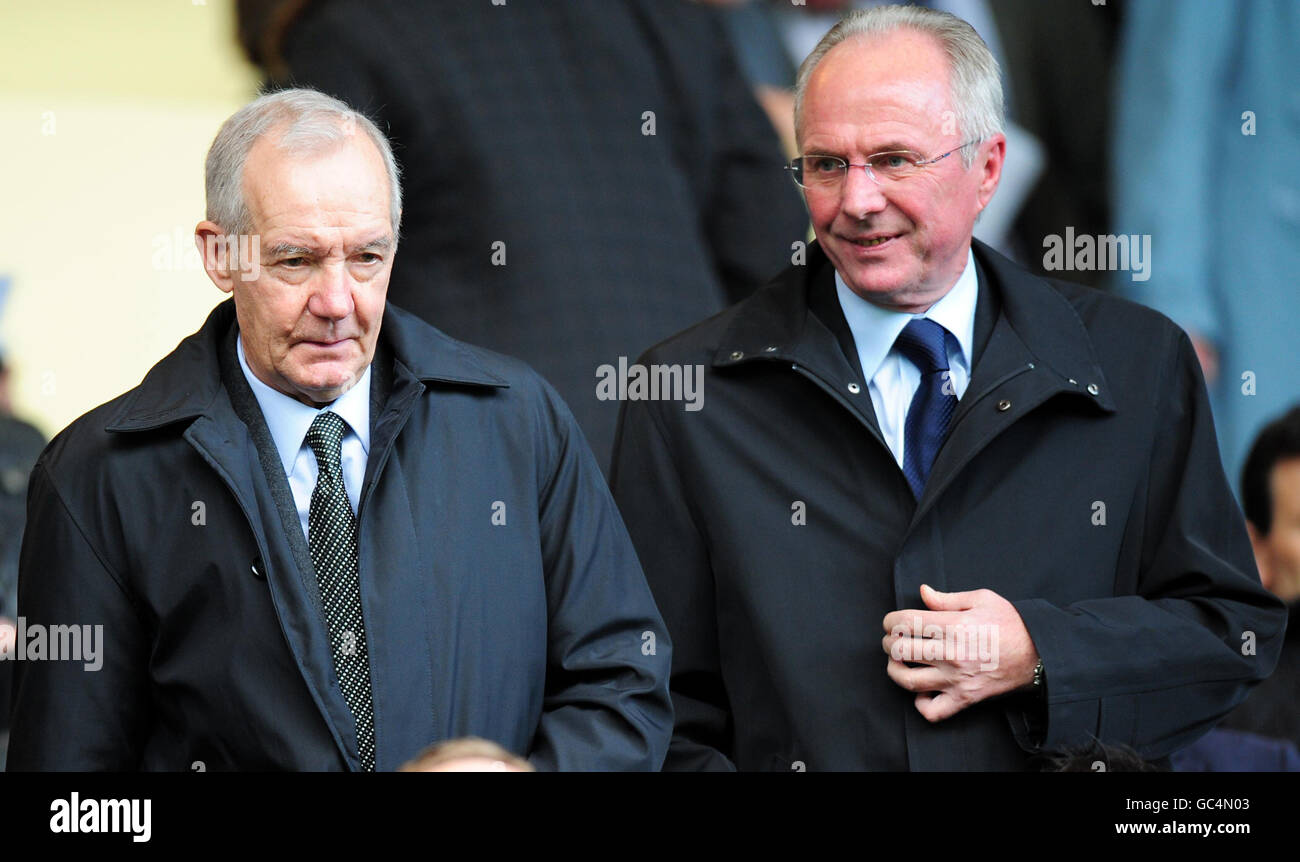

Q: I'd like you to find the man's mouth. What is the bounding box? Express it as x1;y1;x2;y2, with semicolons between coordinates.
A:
845;233;899;249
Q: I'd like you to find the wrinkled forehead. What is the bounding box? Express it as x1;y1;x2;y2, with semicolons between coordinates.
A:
241;131;392;232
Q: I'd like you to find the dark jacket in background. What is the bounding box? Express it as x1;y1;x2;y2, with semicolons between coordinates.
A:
989;0;1120;281
9;300;671;771
0;413;45;749
0;414;44;621
610;239;1287;770
1219;600;1300;749
250;0;808;468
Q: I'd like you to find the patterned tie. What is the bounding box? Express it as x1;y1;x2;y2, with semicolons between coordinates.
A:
895;318;959;499
305;410;376;771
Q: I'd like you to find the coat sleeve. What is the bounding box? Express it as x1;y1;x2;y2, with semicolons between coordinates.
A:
609;392;738;771
7;461;152;770
1009;329;1288;760
526;381;674;771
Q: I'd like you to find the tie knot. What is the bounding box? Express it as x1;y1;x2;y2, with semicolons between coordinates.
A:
306;410;347;474
894;318;951;375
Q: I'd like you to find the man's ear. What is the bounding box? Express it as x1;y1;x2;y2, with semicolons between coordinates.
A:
195;221;236;294
1246;521;1274;591
974;133;1006;213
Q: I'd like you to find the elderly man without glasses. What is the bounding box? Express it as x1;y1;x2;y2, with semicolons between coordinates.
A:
9;89;672;771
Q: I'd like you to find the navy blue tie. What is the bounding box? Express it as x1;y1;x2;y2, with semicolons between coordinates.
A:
895;318;958;499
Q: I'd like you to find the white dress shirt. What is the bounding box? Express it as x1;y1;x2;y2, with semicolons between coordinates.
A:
237;337;371;541
834;249;979;467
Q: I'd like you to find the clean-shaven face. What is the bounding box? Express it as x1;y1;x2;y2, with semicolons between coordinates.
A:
798;30;1001;313
1254;458;1300;601
233;131;395;406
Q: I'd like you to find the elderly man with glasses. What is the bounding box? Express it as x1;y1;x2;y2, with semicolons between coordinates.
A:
610;5;1285;771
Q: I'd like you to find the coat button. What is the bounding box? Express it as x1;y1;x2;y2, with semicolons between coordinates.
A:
764;345;778;353
730;350;744;361
847;382;861;394
1087;383;1100;395
250;558;265;579
997;399;1012;412
1067;378;1077;385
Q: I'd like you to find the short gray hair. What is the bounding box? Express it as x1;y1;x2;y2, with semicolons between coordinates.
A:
204;88;402;238
793;5;1004;168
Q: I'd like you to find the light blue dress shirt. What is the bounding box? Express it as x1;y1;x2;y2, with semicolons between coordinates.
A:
835;249;978;468
236;337;371;541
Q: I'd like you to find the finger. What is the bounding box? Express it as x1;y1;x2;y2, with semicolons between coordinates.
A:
919;583;983;612
882;633;926;662
915;691;965;723
885;657;948;692
882;608;975;636
883;635;946;665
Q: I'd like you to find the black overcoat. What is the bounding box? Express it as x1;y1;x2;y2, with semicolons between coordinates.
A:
610;240;1286;770
10;300;671;771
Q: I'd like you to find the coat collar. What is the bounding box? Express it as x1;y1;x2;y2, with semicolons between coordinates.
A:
712;239;1116;413
106;298;509;433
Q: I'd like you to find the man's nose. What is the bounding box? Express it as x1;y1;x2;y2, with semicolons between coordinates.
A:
839;164;887;220
308;263;355;320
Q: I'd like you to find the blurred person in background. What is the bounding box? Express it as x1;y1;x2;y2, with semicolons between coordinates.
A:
0;359;48;773
1244;406;1300;605
399;737;535;772
987;0;1120;282
0;275;49;770
1111;0;1300;486
1037;741;1166;772
1218;405;1300;748
1160;405;1300;771
1170;726;1300;771
236;0;808;469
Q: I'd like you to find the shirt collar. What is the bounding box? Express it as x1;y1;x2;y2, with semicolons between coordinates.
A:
236;335;372;475
834;247;978;380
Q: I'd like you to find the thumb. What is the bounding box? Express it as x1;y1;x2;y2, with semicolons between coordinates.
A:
920;583;977;611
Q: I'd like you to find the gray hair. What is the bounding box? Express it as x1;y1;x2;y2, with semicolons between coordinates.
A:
204;88;402;238
793;5;1004;168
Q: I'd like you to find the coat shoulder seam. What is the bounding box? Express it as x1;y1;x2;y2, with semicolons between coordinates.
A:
28;459;140;611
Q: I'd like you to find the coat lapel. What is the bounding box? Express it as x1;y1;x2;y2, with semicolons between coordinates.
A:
219;328;369;770
710;241;1120;527
103;298;513;770
711;245;889;452
910;244;1118;523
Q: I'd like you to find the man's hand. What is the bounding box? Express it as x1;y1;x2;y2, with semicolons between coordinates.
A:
881;584;1039;722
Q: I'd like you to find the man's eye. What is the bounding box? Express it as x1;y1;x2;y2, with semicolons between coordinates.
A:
279;257;309;267
356;253;381;264
876;154;914;170
808;157;842;173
